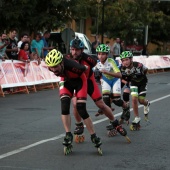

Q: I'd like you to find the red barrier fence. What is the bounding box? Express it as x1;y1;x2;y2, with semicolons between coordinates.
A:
116;55;170;70
0;60;60;97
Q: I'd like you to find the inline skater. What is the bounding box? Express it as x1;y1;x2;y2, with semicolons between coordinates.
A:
119;51;150;130
45;49;102;155
68;38;130;142
95;44;128;114
94;44;130;133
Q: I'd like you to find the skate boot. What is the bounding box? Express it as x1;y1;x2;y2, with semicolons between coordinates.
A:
110;119;131;143
91;134;102;155
63;132;73;155
74;122;85;143
144;100;150;121
119;103;130;125
130;117;141;131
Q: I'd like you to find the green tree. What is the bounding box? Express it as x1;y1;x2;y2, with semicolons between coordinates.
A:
0;0;91;34
90;0;170;48
0;0;170;49
149;1;170;51
92;0;152;43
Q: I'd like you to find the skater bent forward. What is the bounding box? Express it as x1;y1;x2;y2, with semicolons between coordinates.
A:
45;49;102;154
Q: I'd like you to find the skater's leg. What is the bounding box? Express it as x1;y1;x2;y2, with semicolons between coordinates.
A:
132;96;139;117
95;97;114;121
76;102;95;134
61;96;72;132
95;96;121;137
112;94;129;110
129;86;141;130
123;88;130;102
61;115;71;132
122;88;131;121
72;96;82;123
77;102;102;146
83;117;95;134
138;97;148;106
60;96;74;154
112;94;130;123
139;98;150;114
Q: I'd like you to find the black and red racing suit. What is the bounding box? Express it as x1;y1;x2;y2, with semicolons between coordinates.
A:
67;52;102;102
54;57;88;100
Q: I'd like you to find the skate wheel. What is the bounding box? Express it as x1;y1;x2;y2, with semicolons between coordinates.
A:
130;124;135;131
74;135;79;143
144;116;149;122
74;135;85;143
107;129;117;137
79;135;85;143
125;136;131;143
130;124;140;131
97;147;103;156
64;145;72;155
64;147;70;155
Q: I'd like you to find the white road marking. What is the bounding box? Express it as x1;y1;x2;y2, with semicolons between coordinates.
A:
0;94;170;160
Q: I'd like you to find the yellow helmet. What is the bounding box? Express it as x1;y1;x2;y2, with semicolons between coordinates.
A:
45;49;63;67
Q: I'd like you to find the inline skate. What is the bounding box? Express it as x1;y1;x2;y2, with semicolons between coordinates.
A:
119;103;130;125
144;101;150;121
63;132;73;155
91;134;102;155
130;117;141;131
107;119;131;143
106;123;117;137
74;122;85;143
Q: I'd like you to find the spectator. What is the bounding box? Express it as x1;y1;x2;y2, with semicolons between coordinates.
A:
91;35;100;54
142;45;149;57
18;41;30;62
133;38;138;45
111;38;120;60
0;33;9;61
106;40;111;47
120;40;125;53
31;32;44;59
106;40;112;58
17;33;28;49
27;35;31;43
6;28;18;60
41;31;54;58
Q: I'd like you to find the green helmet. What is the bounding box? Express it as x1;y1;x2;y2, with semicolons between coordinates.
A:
96;44;110;53
120;51;133;60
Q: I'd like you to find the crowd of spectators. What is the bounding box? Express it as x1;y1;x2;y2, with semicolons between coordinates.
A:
0;28;54;63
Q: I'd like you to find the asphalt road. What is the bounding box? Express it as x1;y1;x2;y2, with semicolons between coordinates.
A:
0;71;170;170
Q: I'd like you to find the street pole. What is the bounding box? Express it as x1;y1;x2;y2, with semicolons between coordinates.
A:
144;25;148;46
101;0;104;43
97;3;99;35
